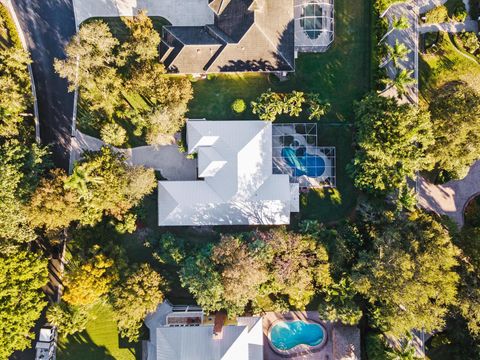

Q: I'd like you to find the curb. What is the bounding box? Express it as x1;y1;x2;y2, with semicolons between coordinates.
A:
0;0;41;143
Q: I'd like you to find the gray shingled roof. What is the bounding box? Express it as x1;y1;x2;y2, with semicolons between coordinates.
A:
161;0;294;73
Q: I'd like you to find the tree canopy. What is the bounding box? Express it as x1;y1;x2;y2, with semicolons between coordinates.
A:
352;210;459;336
0;250;48;358
111;263;166;341
349;94;434;195
429;81;480;180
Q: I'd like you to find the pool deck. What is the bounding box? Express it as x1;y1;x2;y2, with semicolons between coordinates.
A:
262;312;360;359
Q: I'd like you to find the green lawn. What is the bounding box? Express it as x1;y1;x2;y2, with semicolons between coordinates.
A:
57;303;140;360
188;0;372;122
420;32;480;105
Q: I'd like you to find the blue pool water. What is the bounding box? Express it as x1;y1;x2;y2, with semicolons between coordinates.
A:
270;321;325;351
281;147;325;177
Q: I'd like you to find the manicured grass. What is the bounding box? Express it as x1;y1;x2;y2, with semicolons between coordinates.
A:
57;303;140;360
419;32;480;105
188;0;371;122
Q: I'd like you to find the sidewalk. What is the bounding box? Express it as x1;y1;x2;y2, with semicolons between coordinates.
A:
419;20;478;33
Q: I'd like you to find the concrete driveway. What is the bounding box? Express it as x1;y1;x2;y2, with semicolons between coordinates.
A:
73;0;214;26
71;130;197;181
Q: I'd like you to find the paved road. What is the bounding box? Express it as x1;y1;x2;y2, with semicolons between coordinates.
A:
11;0;76;169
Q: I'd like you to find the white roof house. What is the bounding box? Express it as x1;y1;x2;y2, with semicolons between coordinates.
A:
145;302;263;360
158;120;299;226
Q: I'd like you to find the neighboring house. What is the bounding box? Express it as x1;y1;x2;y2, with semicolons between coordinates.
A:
160;0;334;73
157;120;300;226
145;302;263;360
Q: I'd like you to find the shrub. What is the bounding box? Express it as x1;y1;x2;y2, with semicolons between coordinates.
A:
453;2;468;21
458;31;480;53
100;122;127;147
231;98;246;114
424;5;449;23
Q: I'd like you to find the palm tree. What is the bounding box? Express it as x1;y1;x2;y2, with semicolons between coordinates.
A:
381;40;411;68
378;15;410;44
381;69;416;97
64;165;103;198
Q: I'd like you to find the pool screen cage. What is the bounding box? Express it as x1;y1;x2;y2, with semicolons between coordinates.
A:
272;123;336;188
294;0;335;53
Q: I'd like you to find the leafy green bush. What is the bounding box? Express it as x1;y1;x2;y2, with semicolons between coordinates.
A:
231;98;246;114
454;6;468;21
425;5;449;23
457;31;480;53
100;122;127;146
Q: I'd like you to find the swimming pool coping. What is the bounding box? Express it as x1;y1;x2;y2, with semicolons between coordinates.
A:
267;318;328;357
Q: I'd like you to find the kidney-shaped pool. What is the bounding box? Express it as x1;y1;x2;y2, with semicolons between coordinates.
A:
269;320;327;354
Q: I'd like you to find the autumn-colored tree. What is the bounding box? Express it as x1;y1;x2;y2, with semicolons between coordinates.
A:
256;228;332;309
28;169;82;230
63;254;118;306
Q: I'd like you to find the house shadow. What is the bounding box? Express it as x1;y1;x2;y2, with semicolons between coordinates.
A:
57;332;115;360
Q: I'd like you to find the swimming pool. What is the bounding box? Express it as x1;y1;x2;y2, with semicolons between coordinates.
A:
281;147;326;177
269;320;326;352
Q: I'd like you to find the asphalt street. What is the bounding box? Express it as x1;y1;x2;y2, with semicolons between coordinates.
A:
12;0;76;169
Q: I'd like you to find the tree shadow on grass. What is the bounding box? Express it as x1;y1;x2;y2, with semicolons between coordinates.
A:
57;332;115;360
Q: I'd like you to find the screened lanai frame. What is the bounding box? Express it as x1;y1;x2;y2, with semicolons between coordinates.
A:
272;123;336;188
294;0;335;53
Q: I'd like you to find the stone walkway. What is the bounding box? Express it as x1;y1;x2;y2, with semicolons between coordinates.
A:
71;130;197;181
417;160;480;227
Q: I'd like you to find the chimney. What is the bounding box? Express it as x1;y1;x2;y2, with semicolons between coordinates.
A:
213;312;226;340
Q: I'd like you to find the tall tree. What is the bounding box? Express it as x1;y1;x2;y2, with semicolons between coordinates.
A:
349;94;434;195
28;169;82;231
429;81;480;179
180;235;268;316
0;47;32;137
456;227;480;337
381;69;415;97
0;250;48;358
54;21;122;117
255;228;332;309
381;39;410;68
68;147;156;226
352;210;459;336
112;264;166;341
63;254;118;306
0;140;46;251
120;10;161;64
